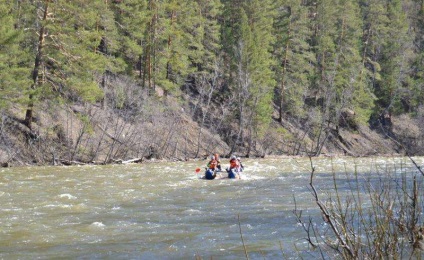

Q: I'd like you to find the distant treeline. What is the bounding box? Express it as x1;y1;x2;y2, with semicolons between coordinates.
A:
1;0;423;157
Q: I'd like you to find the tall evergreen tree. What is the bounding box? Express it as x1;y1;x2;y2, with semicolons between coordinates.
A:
232;8;252;153
161;0;191;95
0;2;31;109
361;0;412;117
142;0;159;90
142;0;205;96
245;0;276;139
409;0;424;112
224;0;276;155
378;0;413;115
273;0;315;122
308;0;340;154
20;0;117;130
310;0;338;97
334;0;374;125
220;0;244;80
112;0;149;76
188;0;222;73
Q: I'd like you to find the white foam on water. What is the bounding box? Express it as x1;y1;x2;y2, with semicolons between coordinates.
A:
277;176;288;181
90;222;105;228
178;179;196;186
168;245;178;251
43;204;59;208
58;194;77;200
1;207;22;212
34;174;55;179
240;175;265;180
145;222;161;229
69;203;88;212
184;209;202;214
42;203;74;209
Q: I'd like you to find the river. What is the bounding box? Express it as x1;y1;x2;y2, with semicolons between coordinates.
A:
0;156;423;259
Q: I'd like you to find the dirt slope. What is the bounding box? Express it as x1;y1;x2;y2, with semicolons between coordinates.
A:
0;102;422;167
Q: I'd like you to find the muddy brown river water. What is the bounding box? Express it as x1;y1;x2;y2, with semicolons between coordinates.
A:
0;156;423;259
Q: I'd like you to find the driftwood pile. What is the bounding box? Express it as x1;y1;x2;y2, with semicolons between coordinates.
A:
55;158;143;166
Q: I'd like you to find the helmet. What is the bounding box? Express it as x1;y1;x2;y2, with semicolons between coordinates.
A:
231;155;236;160
237;157;241;160
210;155;215;160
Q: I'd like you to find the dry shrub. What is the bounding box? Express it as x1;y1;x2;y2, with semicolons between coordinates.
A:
295;157;424;259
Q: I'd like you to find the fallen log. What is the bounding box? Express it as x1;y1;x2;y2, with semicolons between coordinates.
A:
110;158;142;164
59;159;87;166
121;158;143;164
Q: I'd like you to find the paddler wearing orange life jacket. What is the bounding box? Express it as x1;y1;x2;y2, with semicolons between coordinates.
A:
205;155;218;180
226;155;240;179
237;157;244;172
214;153;222;172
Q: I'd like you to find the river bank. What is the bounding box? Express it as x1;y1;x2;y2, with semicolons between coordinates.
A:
0;101;423;167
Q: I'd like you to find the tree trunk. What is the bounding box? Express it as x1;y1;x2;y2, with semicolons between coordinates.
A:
166;10;176;83
279;17;291;124
25;0;50;130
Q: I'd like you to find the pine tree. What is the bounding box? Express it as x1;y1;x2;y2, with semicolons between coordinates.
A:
223;0;276;155
273;0;315;122
141;0;205;96
188;0;222;73
311;0;338;90
361;0;412;117
162;0;196;96
220;0;244;79
142;0;158;91
112;0;149;76
377;0;413;115
0;2;31;110
409;0;424;112
307;0;340;154
334;0;375;125
20;0;117;130
246;0;276;134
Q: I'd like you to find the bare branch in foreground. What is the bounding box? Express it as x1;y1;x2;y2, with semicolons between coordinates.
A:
308;156;356;258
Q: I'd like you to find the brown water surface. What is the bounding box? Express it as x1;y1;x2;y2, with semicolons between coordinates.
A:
0;156;422;259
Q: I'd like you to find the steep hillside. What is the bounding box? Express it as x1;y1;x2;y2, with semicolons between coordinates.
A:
0;95;422;167
0;102;229;166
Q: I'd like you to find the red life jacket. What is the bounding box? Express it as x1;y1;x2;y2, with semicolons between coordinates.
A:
208;159;218;169
230;158;237;169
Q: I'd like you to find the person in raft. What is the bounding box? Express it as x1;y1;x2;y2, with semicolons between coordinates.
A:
205;155;218;180
226;155;240;179
237;157;244;172
214;153;222;172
